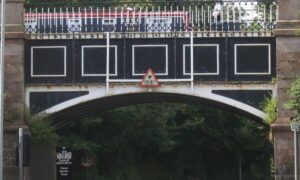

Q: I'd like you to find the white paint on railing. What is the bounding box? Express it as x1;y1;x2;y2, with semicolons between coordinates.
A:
24;3;278;34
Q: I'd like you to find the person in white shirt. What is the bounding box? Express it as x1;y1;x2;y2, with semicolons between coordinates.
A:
212;2;222;22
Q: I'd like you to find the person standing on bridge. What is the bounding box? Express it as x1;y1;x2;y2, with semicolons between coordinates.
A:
212;1;223;22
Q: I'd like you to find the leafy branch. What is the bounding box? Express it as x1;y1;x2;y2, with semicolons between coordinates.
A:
24;110;58;145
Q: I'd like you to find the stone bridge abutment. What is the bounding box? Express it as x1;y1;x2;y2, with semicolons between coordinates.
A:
272;0;300;179
1;0;26;180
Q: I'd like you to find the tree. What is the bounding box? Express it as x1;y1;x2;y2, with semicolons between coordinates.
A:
286;76;300;122
57;103;273;180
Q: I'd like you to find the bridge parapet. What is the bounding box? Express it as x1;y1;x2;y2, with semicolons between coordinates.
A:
24;0;277;36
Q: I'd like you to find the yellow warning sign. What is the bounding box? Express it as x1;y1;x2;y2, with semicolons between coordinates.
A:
139;68;160;87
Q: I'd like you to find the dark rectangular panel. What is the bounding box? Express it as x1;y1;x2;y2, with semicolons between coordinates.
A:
133;45;167;75
184;45;219;75
31;46;66;76
235;44;270;74
212;90;272;110
82;46;116;76
29;91;89;113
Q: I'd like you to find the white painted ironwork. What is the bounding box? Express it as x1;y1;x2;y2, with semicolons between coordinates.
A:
25;83;274;121
190;31;194;93
24;2;278;34
106;32;110;93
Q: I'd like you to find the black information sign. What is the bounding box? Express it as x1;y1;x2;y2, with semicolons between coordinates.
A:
56;146;72;180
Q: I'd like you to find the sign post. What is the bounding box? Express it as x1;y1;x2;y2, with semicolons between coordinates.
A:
139;68;160;88
18;128;23;180
56;146;72;180
291;120;300;180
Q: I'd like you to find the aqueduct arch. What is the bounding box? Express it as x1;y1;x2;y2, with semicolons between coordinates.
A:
47;91;266;128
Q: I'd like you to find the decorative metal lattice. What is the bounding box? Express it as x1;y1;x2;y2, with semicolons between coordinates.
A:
24;1;278;34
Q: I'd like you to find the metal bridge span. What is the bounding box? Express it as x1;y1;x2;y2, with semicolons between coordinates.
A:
27;82;275;127
25;31;276;127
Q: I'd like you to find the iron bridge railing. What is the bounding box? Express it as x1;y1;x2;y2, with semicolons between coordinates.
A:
24;1;278;34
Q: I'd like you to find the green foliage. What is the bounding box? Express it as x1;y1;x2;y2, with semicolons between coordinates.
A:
261;96;277;125
26;112;58;144
286;75;300;115
58;103;273;180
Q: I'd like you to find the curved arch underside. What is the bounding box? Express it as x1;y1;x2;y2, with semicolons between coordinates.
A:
49;92;265;128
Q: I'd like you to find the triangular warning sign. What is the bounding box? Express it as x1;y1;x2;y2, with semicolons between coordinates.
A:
139;68;160;87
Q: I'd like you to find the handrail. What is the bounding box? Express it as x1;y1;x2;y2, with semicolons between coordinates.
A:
24;1;278;34
24;0;277;8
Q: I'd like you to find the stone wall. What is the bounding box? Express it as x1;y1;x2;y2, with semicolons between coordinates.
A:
273;0;300;179
2;0;26;179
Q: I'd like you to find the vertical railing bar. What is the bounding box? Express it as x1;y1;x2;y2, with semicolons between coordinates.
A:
55;8;57;33
191;6;194;29
109;6;111;33
182;5;185;26
106;32;110;93
121;7;123;32
152;5;155;32
263;4;266;23
208;6;210;31
40;7;44;32
201;5;203;27
270;5;272;24
42;8;45;33
257;3;262;31
176;6;179;32
53;7;55;32
158;5;160;31
72;7;75;33
181;6;183;32
169;6;171;31
97;7;99;32
36;8;39;33
27;8;31;33
59;7;62;33
195;6;197;30
189;5;191;25
91;7;93;32
84;7;87;32
190;31;194;93
126;7;129;32
257;3;259;16
170;6;173;32
78;7;81;33
168;7;171;27
276;4;279;30
197;6;201;30
238;2;241;26
221;6;223;31
251;2;254;30
134;6;136;32
102;7;104;32
28;8;31;32
115;7;117;32
48;8;51;34
233;4;236;31
145;6;148;31
226;3;229;25
276;4;278;21
139;7;141;32
66;7;68;33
